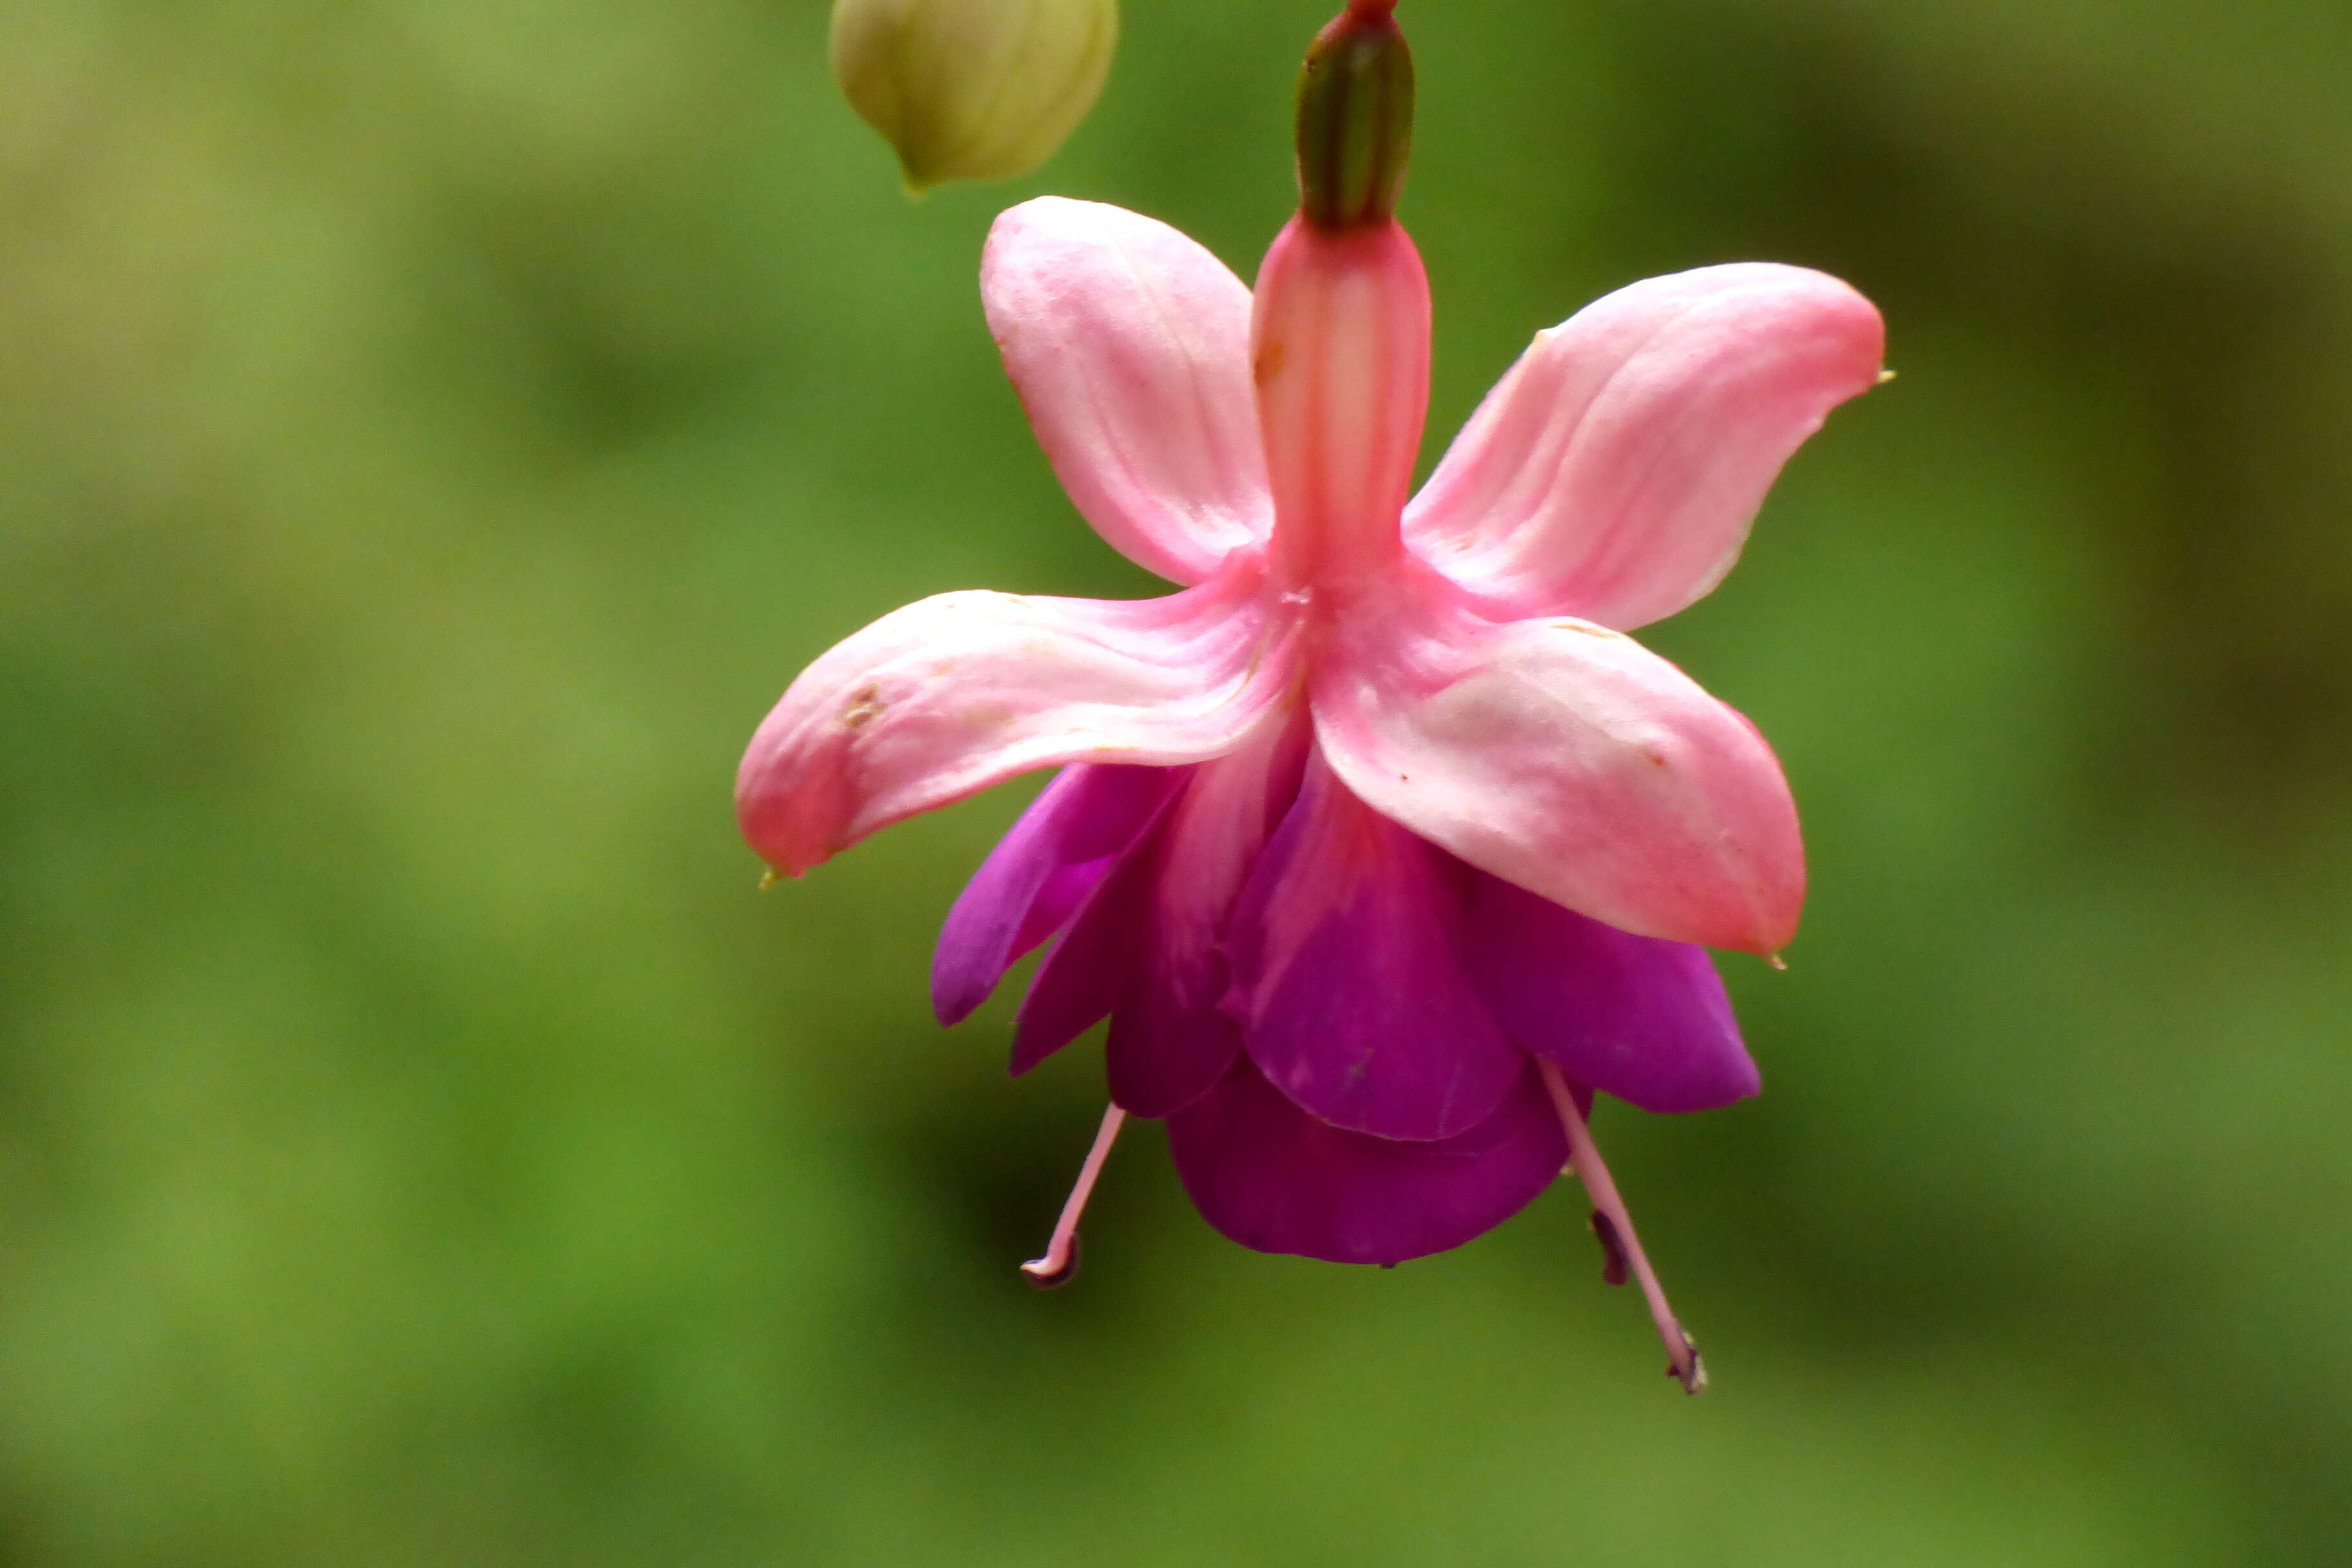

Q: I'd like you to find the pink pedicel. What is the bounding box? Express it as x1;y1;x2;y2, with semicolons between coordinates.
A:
737;3;1882;1387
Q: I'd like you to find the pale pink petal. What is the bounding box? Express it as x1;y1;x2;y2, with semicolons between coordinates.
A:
984;197;1272;585
1312;568;1803;954
1405;264;1883;628
736;554;1295;876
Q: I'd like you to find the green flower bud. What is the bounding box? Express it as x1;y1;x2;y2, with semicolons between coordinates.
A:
830;0;1118;192
1295;1;1414;230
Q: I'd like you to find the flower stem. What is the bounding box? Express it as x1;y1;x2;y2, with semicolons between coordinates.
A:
1020;1103;1127;1288
1538;1063;1707;1393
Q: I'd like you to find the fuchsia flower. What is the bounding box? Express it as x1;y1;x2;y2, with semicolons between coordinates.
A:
739;1;1881;1388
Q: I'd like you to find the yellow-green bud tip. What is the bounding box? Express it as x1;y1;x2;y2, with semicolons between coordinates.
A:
830;0;1118;191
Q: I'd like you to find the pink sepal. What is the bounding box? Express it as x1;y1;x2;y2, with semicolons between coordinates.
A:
985;198;1272;585
1406;264;1883;627
737;552;1296;876
1312;566;1803;954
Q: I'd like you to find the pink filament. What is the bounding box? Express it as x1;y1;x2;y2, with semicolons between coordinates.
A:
1020;1104;1128;1285
1539;1063;1707;1393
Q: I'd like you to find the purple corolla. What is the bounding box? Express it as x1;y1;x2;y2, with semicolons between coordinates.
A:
738;2;1882;1387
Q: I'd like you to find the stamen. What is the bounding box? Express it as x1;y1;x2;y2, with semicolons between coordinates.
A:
1020;1104;1127;1289
1539;1063;1707;1394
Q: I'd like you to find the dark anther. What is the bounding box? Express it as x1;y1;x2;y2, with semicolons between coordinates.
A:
1023;1233;1082;1289
1589;1209;1631;1287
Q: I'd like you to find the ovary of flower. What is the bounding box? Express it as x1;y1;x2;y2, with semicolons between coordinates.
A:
736;195;1882;1378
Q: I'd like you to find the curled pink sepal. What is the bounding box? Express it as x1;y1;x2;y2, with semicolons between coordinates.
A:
736;549;1297;877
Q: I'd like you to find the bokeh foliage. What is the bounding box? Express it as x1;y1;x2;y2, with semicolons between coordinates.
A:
3;1;2348;1562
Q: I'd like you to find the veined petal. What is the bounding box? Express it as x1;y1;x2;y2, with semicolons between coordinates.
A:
1467;873;1759;1113
1313;569;1803;954
932;763;1184;1026
1405;264;1883;628
737;553;1294;877
1226;750;1522;1141
1165;1057;1568;1266
984;197;1272;585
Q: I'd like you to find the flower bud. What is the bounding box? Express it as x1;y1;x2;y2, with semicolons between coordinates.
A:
830;0;1118;191
1294;1;1414;230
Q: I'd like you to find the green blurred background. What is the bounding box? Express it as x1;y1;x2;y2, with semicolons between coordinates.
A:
4;1;2349;1562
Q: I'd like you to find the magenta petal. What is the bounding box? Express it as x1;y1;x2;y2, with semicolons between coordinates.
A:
1166;1057;1567;1264
1226;754;1522;1141
1467;874;1759;1113
1008;806;1167;1076
1012;861;1111;957
1106;1003;1242;1119
1101;720;1308;1117
932;764;1182;1026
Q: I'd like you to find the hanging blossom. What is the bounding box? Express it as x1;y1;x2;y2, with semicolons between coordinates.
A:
738;0;1883;1390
